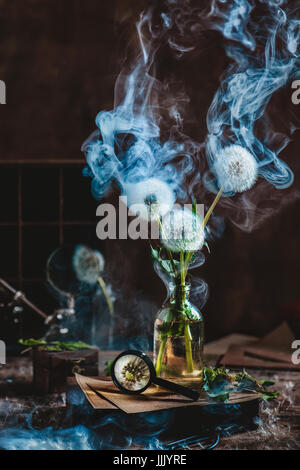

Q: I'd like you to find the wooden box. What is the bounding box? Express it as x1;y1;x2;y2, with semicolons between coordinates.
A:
33;347;99;394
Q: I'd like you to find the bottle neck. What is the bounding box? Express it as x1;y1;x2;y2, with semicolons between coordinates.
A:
170;283;190;310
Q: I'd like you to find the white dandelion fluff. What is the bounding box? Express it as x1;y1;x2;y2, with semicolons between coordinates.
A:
73;245;104;284
161;208;205;252
121;178;175;221
213;144;258;193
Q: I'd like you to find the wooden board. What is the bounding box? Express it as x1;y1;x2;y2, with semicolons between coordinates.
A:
220;344;300;370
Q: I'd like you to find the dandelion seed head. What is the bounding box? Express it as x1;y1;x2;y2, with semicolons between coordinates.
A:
161;208;205;252
122;178;175;221
73;245;104;284
213;144;258;193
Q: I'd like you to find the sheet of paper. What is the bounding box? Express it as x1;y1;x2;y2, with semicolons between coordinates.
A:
75;373;259;414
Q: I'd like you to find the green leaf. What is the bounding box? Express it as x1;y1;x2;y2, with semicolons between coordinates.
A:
192;199;197;217
234;370;279;400
203;366;232;402
150;245;160;262
234;369;260;390
203;241;210;254
202;366;279;403
150;245;179;276
260;379;275;387
44;345;63;352
19;338;47;347
58;341;93;351
261;391;279;400
19;338;93;352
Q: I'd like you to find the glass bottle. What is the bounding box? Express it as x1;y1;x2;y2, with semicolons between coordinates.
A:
154;282;204;388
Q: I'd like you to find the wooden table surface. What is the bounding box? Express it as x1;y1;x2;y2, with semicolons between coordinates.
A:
0;349;299;450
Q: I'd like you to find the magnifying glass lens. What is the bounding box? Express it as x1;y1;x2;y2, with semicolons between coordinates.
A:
112;350;200;400
114;353;151;392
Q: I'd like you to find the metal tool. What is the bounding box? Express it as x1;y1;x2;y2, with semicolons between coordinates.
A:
111;350;200;401
0;278;48;320
165;432;220;450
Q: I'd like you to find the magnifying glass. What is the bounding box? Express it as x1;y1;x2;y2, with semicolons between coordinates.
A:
111;350;200;401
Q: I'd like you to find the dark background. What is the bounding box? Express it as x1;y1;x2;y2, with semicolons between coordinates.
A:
0;0;299;347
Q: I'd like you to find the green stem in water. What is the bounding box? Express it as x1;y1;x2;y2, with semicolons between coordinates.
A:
154;221;197;377
155;305;174;377
184;322;194;373
155;336;167;377
176;266;194;375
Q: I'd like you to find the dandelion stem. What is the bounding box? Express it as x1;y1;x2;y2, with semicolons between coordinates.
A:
177;268;194;374
156;216;178;277
180;251;185;286
184;323;194;373
155;337;167;377
202;187;223;229
98;276;114;316
184;251;193;279
155;214;197;377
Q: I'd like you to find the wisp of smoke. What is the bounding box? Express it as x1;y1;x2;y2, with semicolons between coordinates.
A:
204;0;300;230
82;0;300;312
83;0;299;229
82;6;202;203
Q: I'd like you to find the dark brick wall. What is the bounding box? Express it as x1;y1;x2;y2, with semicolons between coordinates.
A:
0;0;119;159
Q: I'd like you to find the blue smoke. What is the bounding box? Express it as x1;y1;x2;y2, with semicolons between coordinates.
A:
0;425;98;450
82;10;200;202
82;0;299;229
205;0;299;194
207;0;256;50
